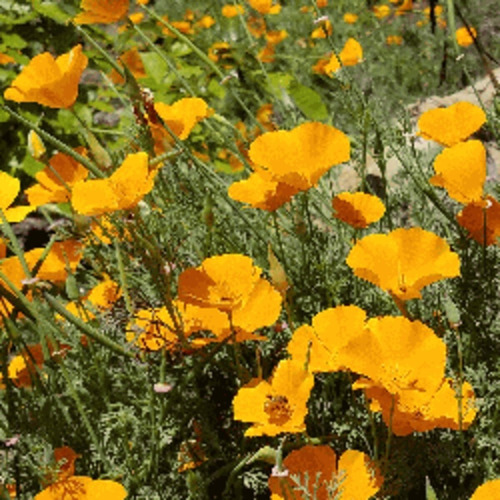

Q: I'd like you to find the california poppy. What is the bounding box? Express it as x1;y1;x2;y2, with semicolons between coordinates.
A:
333;192;385;228
248;0;281;15
470;479;500;500
232;359;314;436
178;254;282;339
417;101;486;147
4;45;88;109
430;140;486;204
268;445;382;500
346;227;460;301
287;305;367;372
457;196;500;246
35;476;127;500
25;149;89;206
73;0;129;25
0;171;36;223
456;26;477;47
71;152;156;216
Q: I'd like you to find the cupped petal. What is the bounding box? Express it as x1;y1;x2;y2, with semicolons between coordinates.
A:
430;140;486;203
333;192;385;228
417;101;486;147
249;122;350;190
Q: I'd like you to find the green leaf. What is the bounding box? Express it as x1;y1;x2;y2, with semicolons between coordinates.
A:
288;83;328;121
32;0;70;23
426;477;439;500
208;78;226;99
22;155;45;177
443;296;461;326
267;72;293;94
1;33;27;49
140;52;169;85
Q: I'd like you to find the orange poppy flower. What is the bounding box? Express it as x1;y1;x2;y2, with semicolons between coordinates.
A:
355;376;477;436
71;152;155;216
52;447;80;481
222;5;245;17
7;343;46;388
0;53;15;65
25;149;89;206
417;101;486;147
430;140;486;204
228;170;299;211
35;476;127;500
457;195;500;246
4;45;88;109
268;445;382;500
0;171;36;223
126;301;235;351
344;316;447;399
470;480;500;500
109;47;147;84
248;0;281;15
373;4;391;18
248;122;350;190
178;254;282;339
340;38;363;66
395;0;413;15
311;19;333;39
232;359;314;436
287;305;367;372
333;192;385;228
229;123;349;210
151;98;210;154
196;15;216;29
73;0;129;25
343;12;358;23
456;26;477;47
346;227;461;300
64;276;121;323
26;240;83;283
386;35;403;45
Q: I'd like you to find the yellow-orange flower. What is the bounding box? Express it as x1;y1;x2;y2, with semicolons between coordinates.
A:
287;305;367;373
355;376;477;436
346;227;460;300
71;152;156;216
339;37;363;66
0;53;15;65
268;445;382;500
109;47;147;84
233;359;314;436
456;26;477;47
222;4;245;17
178;254;282;339
417;101;486;147
343;12;358;24
248;0;281;15
314;38;363;76
35;476;127;500
386;35;403;45
430;140;486;204
311;19;333;39
25;149;89;206
248;122;350;191
0;171;36;223
373;4;391;18
333;192;385;228
470;479;500;500
151;97;210;154
4;45;88;109
73;0;129;24
457;196;500;246
345;316;447;397
229;123;350;210
7;343;46;388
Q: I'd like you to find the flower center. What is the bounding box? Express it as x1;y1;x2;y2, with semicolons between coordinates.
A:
264;395;293;425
